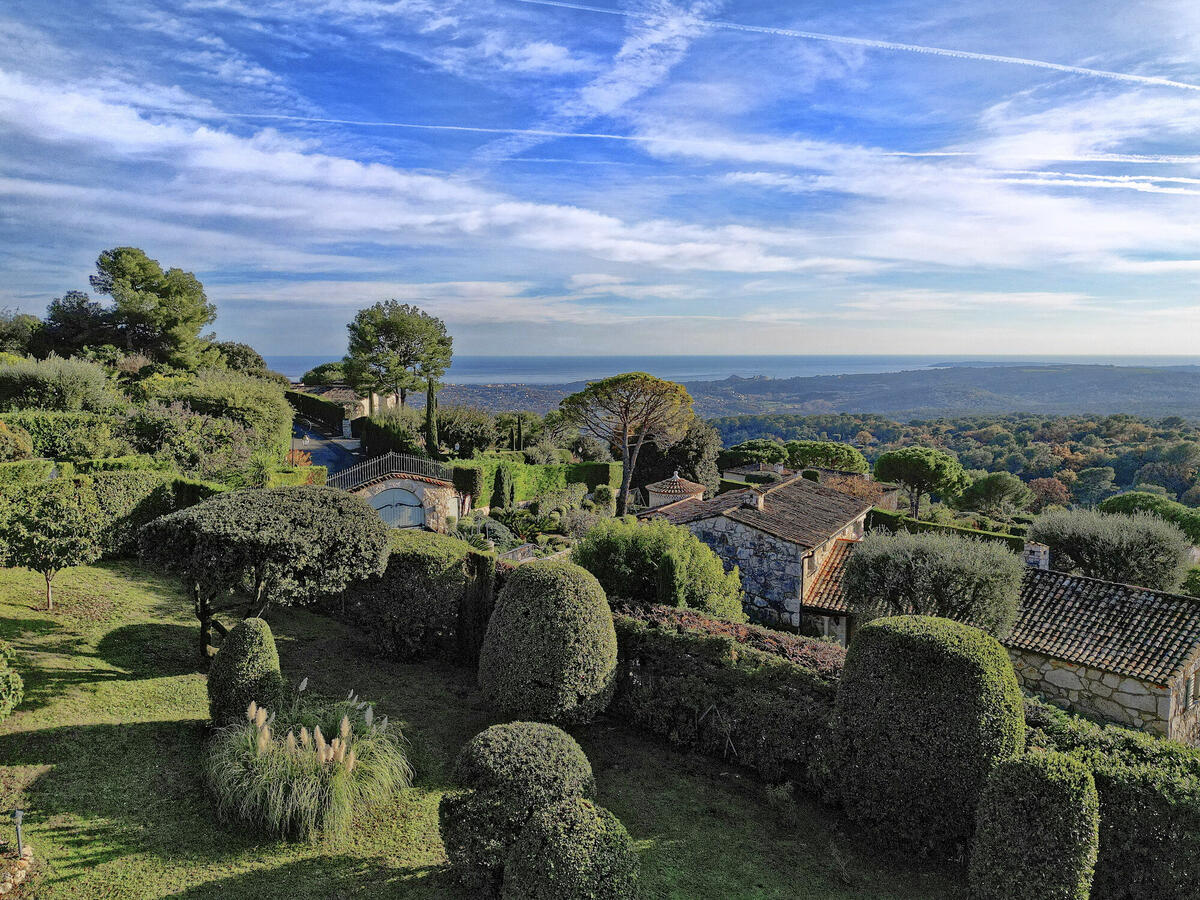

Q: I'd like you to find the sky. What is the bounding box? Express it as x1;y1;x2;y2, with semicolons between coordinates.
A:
1;0;1200;357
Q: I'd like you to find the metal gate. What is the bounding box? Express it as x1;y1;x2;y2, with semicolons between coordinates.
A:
370;488;425;529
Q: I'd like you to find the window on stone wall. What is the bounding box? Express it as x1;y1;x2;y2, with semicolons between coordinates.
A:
1192;671;1200;706
1188;677;1194;708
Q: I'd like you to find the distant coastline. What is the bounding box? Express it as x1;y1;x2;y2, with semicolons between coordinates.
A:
264;354;1200;385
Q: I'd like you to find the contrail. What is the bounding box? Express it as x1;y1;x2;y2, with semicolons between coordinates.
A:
136;106;1200;165
511;0;1200;92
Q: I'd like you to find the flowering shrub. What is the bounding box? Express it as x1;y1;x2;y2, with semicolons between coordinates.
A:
205;689;413;841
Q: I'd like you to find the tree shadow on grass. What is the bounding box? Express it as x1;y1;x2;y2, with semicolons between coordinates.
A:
163;856;459;900
95;623;204;679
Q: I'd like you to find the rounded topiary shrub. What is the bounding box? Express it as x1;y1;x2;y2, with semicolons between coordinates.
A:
207;618;284;727
834;615;1025;857
478;560;617;724
968;751;1099;900
503;797;639;900
440;722;597;895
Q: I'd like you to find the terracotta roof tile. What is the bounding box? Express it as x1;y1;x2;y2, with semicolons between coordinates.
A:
645;473;707;495
804;538;858;613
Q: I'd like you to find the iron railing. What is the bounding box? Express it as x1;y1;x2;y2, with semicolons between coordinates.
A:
328;452;453;491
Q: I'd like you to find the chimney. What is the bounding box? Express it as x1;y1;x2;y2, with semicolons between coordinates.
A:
742;489;766;511
1023;541;1050;570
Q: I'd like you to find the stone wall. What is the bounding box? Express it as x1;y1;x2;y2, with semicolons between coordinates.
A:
1169;649;1200;746
686;517;804;626
1009;648;1170;736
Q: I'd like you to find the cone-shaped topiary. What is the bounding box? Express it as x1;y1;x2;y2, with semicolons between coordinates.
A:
207;618;284;726
834;615;1024;858
439;722;597;896
503;797;639;900
478;560;617;724
969;750;1099;900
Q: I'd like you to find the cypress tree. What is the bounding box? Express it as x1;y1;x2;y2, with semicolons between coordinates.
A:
425;377;439;456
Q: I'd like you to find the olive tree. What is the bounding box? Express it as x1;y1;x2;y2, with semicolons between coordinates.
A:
843;530;1024;637
141;486;390;657
4;481;103;610
873;447;967;519
560;373;693;515
1029;508;1191;591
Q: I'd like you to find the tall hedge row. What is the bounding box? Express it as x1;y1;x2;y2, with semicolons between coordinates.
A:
1025;695;1200;899
610;605;845;788
284;390;346;434
0;459;55;487
448;456;621;506
834;616;1025;858
866;507;1026;552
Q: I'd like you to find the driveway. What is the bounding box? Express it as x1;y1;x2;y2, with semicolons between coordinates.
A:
290;422;360;476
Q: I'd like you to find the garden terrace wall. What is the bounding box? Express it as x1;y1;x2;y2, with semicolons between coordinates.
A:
610;604;845;788
1024;694;1200;899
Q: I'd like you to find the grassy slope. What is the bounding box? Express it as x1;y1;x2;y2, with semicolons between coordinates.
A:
0;563;962;899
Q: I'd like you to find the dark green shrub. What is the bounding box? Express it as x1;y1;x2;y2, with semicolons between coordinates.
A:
1100;491;1200;543
0;421;32;461
0;643;23;721
503;797;639;899
206;692;412;840
572;517;744;621
655;551;686;607
493;465;516;510
284;389;345;434
969;751;1099;900
359;411;425;457
592;483;615;515
440;722;595;894
745;470;783;484
74;454;164;473
478;560;617;724
207;618;284;726
800;469;819;481
453;463;486;500
348;530;474;660
1024;695;1200;899
834;616;1025;857
612;606;843;789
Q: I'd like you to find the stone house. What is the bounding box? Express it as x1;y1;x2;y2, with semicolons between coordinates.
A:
639;475;872;626
803;541;1200;745
292;383;401;422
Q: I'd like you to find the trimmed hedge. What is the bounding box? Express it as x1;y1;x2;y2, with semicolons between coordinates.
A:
448;456;621;506
73;454;166;473
285;389;346;434
0;643;23;721
348;530;482;660
207;618;284;727
867;507;1026;552
440;722;596;895
86;470;223;555
503;797;639;899
834;616;1025;858
0;459;54;487
1;410;129;461
265;465;327;487
478;560;617;725
572;516;744;621
0;420;32;461
969;750;1099;900
1024;695;1200;899
611;605;844;788
359;415;424;457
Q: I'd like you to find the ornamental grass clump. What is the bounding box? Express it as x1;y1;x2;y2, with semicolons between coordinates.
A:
205;688;412;841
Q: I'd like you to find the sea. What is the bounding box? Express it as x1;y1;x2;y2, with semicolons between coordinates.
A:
263;354;1200;385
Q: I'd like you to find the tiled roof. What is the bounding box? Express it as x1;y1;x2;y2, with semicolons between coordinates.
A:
641;475;872;550
645;472;707;495
1009;568;1200;685
804;538;858;613
801;543;1200;684
724;463;795;476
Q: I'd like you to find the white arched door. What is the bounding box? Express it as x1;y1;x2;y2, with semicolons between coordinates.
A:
370;488;425;529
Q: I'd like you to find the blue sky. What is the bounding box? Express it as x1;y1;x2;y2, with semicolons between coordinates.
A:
1;0;1199;356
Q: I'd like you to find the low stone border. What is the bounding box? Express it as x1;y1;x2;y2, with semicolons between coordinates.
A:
0;841;33;895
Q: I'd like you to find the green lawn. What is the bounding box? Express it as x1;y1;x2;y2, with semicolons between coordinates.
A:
0;562;963;899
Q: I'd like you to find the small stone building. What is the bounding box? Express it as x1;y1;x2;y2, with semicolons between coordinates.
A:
644;471;707;509
639;475;872;626
353;475;462;533
803;543;1200;745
